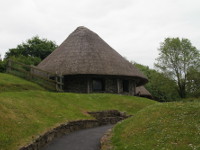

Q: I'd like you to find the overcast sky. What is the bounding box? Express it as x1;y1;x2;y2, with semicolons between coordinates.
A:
0;0;200;68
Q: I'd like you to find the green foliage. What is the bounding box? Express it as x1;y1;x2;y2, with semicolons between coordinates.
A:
155;38;200;98
0;55;7;72
5;36;57;60
135;63;180;102
186;68;200;97
8;55;41;66
1;36;57;72
111;100;200;150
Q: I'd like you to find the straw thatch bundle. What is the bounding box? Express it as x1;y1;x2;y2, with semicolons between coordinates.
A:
37;26;147;85
136;86;152;98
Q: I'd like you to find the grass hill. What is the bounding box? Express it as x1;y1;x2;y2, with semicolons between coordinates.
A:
111;101;200;150
2;73;199;150
0;73;156;150
0;73;45;92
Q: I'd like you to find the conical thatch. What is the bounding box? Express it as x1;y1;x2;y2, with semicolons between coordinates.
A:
37;26;148;85
136;86;152;98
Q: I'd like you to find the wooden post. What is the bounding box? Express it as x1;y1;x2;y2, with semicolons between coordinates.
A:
47;73;50;80
55;72;58;91
59;75;63;91
7;59;12;73
117;79;120;94
30;65;33;80
87;78;90;93
133;81;136;95
128;80;131;95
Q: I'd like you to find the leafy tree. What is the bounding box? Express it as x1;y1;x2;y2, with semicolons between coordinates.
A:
135;63;180;102
5;36;57;60
186;68;200;97
0;54;6;72
0;36;57;72
155;38;200;98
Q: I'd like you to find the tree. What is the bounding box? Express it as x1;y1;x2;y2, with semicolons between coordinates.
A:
135;63;180;101
155;38;200;98
186;67;200;97
5;36;57;60
0;54;5;72
0;36;57;72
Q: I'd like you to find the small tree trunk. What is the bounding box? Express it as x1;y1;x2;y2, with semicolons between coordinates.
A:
178;84;186;98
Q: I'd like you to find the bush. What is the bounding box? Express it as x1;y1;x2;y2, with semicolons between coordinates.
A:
8;55;41;66
0;59;7;72
135;63;180;102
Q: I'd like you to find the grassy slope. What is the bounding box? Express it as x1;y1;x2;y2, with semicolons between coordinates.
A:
0;87;156;149
112;101;200;150
0;73;45;92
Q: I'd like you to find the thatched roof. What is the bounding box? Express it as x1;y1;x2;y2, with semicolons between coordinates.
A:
136;86;152;98
37;26;148;85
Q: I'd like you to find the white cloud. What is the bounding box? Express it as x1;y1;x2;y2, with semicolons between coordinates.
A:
0;0;200;68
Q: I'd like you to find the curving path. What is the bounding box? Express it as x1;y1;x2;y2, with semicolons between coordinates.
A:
42;125;113;150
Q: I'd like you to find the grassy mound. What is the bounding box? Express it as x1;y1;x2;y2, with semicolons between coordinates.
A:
111;100;200;150
0;73;45;92
0;91;156;150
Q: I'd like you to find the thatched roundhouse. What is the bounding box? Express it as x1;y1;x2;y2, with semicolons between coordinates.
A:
37;26;148;95
136;86;152;99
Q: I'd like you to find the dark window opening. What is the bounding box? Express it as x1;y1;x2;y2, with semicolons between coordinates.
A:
123;80;129;92
49;76;63;83
49;76;55;80
92;79;105;92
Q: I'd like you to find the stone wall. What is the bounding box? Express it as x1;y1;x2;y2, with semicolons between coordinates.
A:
99;110;132;150
128;80;135;96
19;110;130;150
63;75;88;93
105;78;117;93
88;110;130;125
100;128;113;150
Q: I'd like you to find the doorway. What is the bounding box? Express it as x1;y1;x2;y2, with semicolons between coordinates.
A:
123;80;129;92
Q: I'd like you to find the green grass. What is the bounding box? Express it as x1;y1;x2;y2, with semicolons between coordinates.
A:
2;73;199;150
111;100;200;150
0;90;156;150
0;73;45;92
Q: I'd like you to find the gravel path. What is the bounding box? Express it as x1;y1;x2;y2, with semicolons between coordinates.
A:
42;125;113;150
